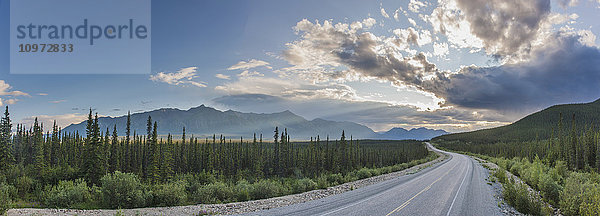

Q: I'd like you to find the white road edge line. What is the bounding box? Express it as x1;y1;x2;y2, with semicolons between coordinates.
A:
446;156;470;216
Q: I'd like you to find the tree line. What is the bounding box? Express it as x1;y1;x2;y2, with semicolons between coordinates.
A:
436;113;600;171
0;107;429;187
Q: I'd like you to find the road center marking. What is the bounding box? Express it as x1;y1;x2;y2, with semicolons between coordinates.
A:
385;161;459;216
446;156;470;216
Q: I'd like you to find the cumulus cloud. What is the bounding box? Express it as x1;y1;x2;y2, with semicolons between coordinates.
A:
281;16;600;113
362;18;377;28
150;67;207;87
433;42;449;57
394;7;409;22
427;0;555;61
0;98;18;107
556;0;578;8
380;7;390;19
0;80;28;106
237;70;264;77
408;0;428;13
407;18;417;27
282;19;441;93
0;80;28;97
20;113;88;130
392;27;432;47
227;59;272;70
215;74;231;80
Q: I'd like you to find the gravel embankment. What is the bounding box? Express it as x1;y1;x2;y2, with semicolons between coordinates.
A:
7;149;447;216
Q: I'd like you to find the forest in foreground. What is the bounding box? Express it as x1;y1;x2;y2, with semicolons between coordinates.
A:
0;107;434;212
435;113;600;216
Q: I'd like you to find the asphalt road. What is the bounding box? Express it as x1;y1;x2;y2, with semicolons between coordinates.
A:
242;143;502;216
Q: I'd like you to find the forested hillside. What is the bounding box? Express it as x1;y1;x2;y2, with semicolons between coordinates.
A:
434;99;600;144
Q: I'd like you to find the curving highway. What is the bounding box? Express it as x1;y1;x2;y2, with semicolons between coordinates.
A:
242;143;502;216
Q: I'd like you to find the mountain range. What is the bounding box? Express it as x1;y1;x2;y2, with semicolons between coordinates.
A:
62;105;446;140
379;127;448;140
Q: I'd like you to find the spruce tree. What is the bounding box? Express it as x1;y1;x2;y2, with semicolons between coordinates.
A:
109;125;120;173
0;106;13;171
124;111;131;172
82;110;104;185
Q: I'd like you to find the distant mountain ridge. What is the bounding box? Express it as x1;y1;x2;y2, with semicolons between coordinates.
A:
62;105;376;139
62;105;446;140
380;127;448;140
433;98;600;144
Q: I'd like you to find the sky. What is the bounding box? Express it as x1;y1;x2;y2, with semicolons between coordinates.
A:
0;0;599;133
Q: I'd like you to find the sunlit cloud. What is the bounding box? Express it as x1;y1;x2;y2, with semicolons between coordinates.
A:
227;59;272;70
150;67;207;87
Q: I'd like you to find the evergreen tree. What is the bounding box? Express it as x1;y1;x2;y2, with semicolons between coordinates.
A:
148;120;160;183
32;118;45;174
109;125;120;173
0;106;13;171
124;111;131;172
82;110;104;185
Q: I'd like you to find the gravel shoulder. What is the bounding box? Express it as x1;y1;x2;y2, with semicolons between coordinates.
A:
469;156;561;215
7;145;448;216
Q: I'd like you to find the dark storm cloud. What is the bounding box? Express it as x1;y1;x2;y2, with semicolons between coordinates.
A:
423;33;600;111
283;18;599;112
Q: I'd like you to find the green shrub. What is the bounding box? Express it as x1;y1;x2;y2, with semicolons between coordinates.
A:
355;168;371;179
14;176;35;199
0;182;17;214
174;172;216;197
579;186;600;216
493;169;507;184
315;175;330;189
43;179;92;208
326;173;344;185
250;179;284;200
560;172;600;216
193;182;234;204
100;171;146;209
40;165;77;187
502;179;549;215
234;180;254;201
151;180;188;207
537;172;561;205
291;178;316;194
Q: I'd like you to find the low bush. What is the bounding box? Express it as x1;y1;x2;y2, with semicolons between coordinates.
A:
14;176;35;199
325;173;344;185
150;180;188;207
502;179;550;216
559;172;600;216
43;179;92;208
250;179;285;200
291;178;317;194
0;182;17;214
193;182;234;204
100;171;147;209
233;180;254;202
174;172;216;197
